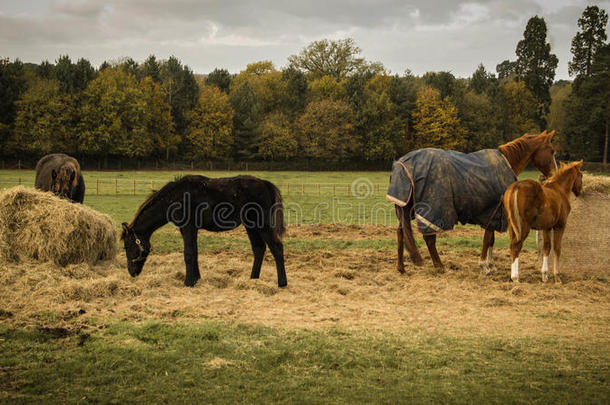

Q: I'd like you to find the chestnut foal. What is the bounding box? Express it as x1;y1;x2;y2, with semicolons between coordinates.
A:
504;161;583;283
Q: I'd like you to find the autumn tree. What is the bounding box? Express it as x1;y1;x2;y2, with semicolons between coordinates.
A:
497;80;539;141
356;75;406;160
288;38;383;80
139;77;177;160
230;61;285;115
259;112;298;160
185;85;234;160
514;16;558;126
297;99;359;160
458;90;501;151
569;6;608;79
412;86;466;150
309;75;347;101
12;78;76;155
78;68;152;163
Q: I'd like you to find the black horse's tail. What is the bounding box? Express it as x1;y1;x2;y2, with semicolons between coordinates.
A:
265;181;285;241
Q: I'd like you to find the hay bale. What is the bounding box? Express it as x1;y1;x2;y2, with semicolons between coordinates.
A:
537;175;610;275
0;186;117;266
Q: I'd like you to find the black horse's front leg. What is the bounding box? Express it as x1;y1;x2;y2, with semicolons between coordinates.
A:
261;231;287;287
246;228;267;279
180;225;200;287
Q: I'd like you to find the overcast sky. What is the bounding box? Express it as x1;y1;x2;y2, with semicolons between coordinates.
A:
1;0;608;80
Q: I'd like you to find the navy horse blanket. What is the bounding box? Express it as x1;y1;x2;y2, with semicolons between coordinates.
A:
386;148;516;234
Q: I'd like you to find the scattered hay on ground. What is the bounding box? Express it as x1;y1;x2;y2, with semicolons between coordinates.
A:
1;240;607;343
0;186;117;266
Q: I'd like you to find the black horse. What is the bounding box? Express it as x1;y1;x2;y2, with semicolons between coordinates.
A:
120;175;287;287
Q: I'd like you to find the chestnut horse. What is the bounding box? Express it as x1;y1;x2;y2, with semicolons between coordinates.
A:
504;161;583;283
393;130;557;272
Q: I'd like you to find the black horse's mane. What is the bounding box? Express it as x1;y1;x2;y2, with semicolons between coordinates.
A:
128;175;205;227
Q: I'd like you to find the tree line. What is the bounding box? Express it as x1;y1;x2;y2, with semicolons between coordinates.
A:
0;6;608;167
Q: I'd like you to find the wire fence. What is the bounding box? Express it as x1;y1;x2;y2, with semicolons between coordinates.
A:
0;178;389;198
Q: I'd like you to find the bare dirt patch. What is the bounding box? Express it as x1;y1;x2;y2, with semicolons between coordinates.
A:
1;227;608;343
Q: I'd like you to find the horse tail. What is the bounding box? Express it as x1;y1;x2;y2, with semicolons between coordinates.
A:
265;181;285;241
505;187;522;241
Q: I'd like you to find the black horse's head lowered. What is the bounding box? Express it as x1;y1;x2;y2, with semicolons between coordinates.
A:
120;222;151;277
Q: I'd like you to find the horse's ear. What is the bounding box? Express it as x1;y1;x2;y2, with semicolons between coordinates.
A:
576;160;584;168
546;130;556;140
51;169;57;180
120;222;129;241
540;129;547;136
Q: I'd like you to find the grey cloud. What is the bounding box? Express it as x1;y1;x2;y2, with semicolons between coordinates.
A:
1;0;609;79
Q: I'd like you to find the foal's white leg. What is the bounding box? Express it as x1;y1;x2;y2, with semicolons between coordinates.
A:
541;255;549;282
511;257;520;283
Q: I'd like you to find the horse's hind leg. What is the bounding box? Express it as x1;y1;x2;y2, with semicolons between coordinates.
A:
423;234;444;270
260;231;287;287
398;206;424;267
509;224;529;282
540;230;552;282
552;227;565;284
480;229;496;274
246;228;266;280
396;223;405;273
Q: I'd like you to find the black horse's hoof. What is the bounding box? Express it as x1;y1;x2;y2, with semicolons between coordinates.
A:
278;281;288;288
184;278;200;287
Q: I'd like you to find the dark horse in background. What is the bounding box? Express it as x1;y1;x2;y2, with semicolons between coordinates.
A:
387;130;557;272
121;175;287;287
35;153;85;203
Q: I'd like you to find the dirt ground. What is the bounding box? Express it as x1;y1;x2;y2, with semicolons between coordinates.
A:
1;224;608;343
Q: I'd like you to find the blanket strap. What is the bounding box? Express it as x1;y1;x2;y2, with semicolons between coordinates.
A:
484;198;505;231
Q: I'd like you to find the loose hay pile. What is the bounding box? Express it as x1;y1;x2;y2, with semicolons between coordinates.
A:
0;186;117;266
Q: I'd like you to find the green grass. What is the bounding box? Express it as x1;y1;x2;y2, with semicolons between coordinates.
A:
1;321;608;404
0;169;540;227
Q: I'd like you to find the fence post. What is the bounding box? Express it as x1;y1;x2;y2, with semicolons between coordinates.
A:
96;179;99;195
376;184;380;193
301;183;304;196
115;179;118;195
333;184;335;196
317;184;320;196
287;184;290;195
18;177;21;186
133;179;136;195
